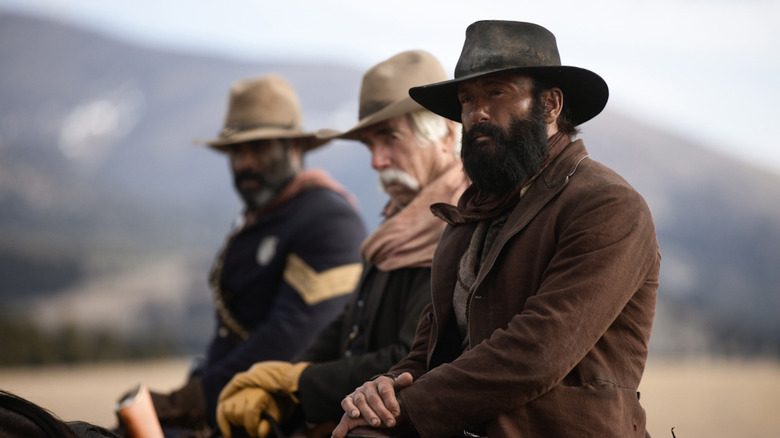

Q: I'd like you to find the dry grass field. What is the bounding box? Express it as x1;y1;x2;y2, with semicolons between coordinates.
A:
2;356;779;437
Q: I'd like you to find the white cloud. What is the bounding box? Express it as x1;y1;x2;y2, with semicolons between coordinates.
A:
57;82;145;169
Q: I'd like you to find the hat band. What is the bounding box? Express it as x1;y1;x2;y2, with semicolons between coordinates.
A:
219;122;297;139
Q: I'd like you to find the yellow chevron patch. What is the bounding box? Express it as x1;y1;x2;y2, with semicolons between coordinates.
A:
284;253;362;305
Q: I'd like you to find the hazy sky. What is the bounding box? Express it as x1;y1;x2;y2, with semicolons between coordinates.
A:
2;0;779;173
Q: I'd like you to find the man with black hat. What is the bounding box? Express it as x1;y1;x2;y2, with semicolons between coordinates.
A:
127;74;366;436
334;21;660;438
214;50;469;438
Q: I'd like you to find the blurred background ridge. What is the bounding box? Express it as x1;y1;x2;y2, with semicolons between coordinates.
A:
1;10;780;365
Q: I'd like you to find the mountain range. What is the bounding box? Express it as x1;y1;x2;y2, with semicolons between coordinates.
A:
1;11;779;358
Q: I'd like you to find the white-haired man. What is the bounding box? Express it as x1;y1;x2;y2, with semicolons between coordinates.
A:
215;50;470;438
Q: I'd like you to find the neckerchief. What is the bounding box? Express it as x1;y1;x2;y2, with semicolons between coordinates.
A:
361;161;470;271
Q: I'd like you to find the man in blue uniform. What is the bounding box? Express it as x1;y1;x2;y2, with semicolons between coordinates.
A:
144;74;366;436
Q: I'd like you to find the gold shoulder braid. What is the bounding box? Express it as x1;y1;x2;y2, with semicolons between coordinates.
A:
209;231;251;342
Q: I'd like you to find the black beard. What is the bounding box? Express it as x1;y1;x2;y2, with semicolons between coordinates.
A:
461;112;549;194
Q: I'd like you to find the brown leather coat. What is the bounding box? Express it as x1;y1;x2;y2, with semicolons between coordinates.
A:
389;140;660;437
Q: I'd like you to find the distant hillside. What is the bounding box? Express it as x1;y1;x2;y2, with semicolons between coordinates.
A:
1;11;779;360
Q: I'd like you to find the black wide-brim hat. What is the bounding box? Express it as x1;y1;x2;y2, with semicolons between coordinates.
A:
409;20;609;126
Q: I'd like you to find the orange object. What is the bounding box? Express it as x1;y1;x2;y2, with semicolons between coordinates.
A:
115;383;165;438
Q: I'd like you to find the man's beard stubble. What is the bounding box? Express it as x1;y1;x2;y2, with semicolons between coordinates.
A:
234;169;294;212
461;103;549;194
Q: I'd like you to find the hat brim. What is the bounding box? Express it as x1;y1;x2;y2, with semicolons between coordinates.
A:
409;66;608;126
317;96;427;141
196;127;329;152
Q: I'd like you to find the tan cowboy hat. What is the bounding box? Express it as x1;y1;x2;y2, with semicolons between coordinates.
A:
201;74;328;151
318;50;448;140
409;20;609;126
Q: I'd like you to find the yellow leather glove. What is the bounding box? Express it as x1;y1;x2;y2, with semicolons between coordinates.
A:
216;387;295;438
219;361;312;404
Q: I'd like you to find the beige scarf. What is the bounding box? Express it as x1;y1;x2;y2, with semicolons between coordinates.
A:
361;162;470;271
